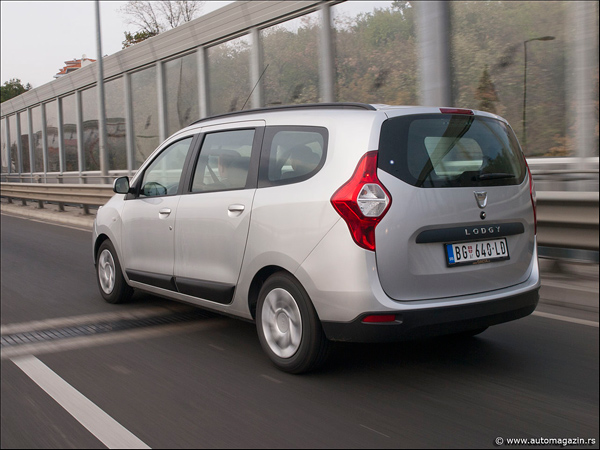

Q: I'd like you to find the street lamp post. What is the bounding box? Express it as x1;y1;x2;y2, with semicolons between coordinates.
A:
522;35;555;151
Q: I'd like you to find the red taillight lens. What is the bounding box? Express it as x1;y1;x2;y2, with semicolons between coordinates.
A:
526;162;537;235
331;151;391;251
362;314;397;323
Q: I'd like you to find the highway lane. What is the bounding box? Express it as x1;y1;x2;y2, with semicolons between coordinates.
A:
1;213;598;448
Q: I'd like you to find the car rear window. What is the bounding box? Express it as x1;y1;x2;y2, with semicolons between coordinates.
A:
378;114;526;188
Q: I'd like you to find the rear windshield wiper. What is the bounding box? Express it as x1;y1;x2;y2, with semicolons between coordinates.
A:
477;172;516;180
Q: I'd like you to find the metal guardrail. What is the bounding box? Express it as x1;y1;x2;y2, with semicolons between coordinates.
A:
536;191;599;251
1;183;599;252
0;182;113;214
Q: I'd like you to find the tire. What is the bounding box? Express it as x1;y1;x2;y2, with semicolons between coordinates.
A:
96;240;133;304
256;272;330;374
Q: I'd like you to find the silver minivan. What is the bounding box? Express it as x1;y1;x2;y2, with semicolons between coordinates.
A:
93;103;540;373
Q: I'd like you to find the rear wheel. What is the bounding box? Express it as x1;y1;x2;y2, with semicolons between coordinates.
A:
96;240;133;304
256;272;330;374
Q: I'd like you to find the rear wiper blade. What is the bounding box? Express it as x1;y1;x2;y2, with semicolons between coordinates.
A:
477;172;516;180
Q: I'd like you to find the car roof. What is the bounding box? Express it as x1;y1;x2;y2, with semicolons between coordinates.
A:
184;102;506;131
189;103;377;126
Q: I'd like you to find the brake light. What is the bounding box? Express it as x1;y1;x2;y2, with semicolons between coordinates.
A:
331;151;391;251
525;161;537;235
439;108;474;115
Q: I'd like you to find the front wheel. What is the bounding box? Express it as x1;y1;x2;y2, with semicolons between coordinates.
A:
96;240;133;304
256;273;330;374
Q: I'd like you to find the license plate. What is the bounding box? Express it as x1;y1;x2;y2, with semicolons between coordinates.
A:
446;238;509;267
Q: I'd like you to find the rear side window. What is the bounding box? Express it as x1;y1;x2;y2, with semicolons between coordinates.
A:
259;126;327;187
191;129;255;192
378;114;526;188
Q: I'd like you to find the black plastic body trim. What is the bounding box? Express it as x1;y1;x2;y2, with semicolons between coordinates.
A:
416;222;525;244
321;288;539;343
125;270;235;305
174;277;235;305
126;270;177;292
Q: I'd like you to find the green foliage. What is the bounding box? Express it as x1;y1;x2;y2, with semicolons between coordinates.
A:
1;78;31;103
262;17;320;106
122;30;159;49
334;4;418;105
475;66;498;113
450;1;571;156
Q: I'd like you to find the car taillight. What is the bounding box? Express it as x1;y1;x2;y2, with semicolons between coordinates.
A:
526;162;537;235
331;151;391;251
439;108;474;115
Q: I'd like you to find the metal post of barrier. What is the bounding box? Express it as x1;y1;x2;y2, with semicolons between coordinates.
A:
249;27;265;109
319;3;335;103
416;1;453;107
95;0;109;184
36;175;43;209
198;47;210;119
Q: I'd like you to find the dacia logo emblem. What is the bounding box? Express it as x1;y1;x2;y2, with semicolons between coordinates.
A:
474;191;487;209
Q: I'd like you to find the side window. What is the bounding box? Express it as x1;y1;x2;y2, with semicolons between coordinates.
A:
191;129;255;193
140;137;193;197
261;127;327;186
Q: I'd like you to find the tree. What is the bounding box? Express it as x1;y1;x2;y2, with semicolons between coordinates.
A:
122;30;159;49
475;65;498;113
1;78;32;103
120;1;204;48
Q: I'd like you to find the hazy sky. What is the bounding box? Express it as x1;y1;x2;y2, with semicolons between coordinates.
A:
1;1;395;90
0;1;232;89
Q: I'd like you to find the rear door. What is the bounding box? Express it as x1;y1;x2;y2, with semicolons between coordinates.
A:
173;121;264;304
375;111;535;301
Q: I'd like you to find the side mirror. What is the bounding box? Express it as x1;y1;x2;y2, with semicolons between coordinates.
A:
113;176;130;194
142;181;167;197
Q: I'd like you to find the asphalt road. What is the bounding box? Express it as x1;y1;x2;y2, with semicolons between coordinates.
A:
1;213;598;449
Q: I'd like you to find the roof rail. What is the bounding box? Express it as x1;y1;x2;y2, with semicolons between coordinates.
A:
190;103;377;126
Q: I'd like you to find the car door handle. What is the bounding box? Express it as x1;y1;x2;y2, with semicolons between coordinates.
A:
228;204;245;213
159;208;172;217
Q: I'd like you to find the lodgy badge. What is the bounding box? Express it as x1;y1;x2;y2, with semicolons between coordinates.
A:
465;226;502;236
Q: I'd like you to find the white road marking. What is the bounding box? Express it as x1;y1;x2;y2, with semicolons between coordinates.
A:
11;355;151;449
0;211;92;232
209;344;225;351
27;217;92;232
359;424;390;438
532;311;599;327
261;374;283;384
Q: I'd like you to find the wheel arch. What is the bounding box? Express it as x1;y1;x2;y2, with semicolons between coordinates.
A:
94;233;110;265
247;265;293;320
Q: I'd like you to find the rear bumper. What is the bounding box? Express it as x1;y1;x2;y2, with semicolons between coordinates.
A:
321;287;539;343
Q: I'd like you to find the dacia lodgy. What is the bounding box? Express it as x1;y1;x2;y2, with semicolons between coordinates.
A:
93;103;540;373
